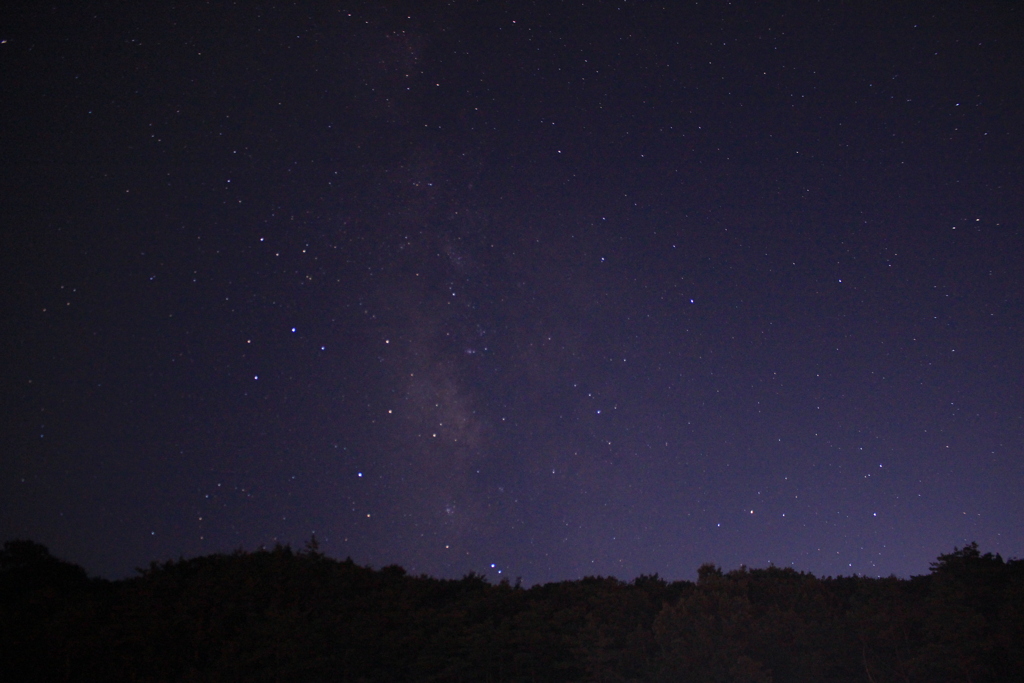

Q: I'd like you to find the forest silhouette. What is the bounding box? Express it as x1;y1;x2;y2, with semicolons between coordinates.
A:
2;539;1022;682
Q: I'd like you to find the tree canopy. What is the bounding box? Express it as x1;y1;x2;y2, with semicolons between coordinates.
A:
2;539;1022;682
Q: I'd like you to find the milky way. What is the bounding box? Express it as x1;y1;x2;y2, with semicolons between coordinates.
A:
1;1;1021;584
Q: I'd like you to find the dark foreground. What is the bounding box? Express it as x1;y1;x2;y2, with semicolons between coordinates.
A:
2;540;1021;682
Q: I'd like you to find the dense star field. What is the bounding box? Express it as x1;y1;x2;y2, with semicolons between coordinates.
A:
1;1;1021;584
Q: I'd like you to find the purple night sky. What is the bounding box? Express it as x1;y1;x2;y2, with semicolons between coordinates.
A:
2;1;1021;584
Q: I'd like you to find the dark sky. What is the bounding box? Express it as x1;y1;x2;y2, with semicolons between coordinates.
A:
2;1;1022;584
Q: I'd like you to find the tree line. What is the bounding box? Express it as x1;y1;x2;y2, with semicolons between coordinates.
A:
2;538;1022;682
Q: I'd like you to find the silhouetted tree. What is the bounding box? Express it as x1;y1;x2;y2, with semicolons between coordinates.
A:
3;538;1021;682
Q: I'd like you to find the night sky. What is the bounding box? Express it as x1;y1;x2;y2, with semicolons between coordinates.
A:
2;1;1022;585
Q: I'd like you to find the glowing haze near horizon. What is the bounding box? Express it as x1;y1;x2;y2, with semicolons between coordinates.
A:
1;1;1022;584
